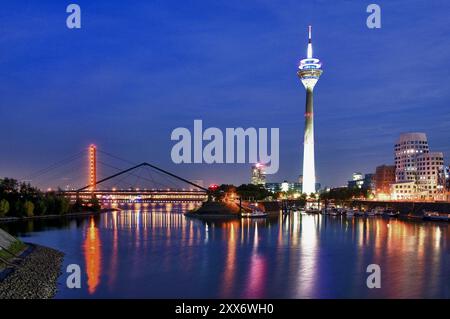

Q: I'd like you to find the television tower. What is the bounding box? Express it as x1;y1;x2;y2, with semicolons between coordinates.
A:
298;26;323;195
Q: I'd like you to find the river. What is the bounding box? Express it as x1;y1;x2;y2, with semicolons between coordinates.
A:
1;203;449;298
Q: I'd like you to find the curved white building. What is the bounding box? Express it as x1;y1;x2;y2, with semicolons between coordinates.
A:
394;132;429;182
392;133;446;200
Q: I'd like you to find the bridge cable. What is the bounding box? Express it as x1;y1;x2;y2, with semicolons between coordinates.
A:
97;150;198;190
31;159;86;191
21;150;85;181
97;160;172;190
77;163;207;192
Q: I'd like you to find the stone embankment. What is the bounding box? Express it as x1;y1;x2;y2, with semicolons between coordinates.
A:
0;228;64;299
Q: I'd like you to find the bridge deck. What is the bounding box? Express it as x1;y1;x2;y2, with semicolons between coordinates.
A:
63;190;208;203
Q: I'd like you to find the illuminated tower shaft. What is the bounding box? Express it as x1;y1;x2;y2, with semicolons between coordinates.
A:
298;26;323;195
302;87;315;194
89;144;97;191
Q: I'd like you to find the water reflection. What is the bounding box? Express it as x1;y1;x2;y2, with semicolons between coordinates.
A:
107;211;118;290
244;223;267;298
83;217;101;295
296;215;319;298
2;204;449;298
221;222;237;297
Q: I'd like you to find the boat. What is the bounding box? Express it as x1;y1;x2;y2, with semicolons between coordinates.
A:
345;209;355;217
374;207;384;216
241;208;268;218
305;209;320;214
385;209;400;217
328;207;341;216
289;204;302;214
322;206;340;216
366;209;376;216
329;209;340;216
355;210;364;217
423;211;450;222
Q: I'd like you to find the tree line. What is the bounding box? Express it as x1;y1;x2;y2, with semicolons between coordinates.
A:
0;178;100;218
319;187;372;205
209;183;372;207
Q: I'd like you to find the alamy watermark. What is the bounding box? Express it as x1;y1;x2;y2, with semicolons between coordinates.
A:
366;264;381;289
66;264;81;289
170;120;279;174
66;4;81;29
366;4;381;29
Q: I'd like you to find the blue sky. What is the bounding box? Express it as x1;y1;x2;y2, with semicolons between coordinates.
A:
0;0;449;189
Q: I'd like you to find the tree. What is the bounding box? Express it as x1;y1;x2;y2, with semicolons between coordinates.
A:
0;199;10;217
71;196;84;212
57;197;71;215
23;201;34;217
298;193;307;206
88;195;101;212
34;200;47;216
284;189;298;199
210;184;235;202
319;186;370;206
44;194;57;214
0;178;19;194
236;184;271;201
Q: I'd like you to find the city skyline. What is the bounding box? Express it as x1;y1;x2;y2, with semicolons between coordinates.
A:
1;1;450;303
1;1;450;188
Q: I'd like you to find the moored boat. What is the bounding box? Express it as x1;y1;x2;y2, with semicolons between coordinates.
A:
345;209;355;217
385;209;400;217
322;206;341;216
355;210;364;217
241;209;268;218
329;210;340;216
423;211;450;222
374;207;384;216
366;209;376;216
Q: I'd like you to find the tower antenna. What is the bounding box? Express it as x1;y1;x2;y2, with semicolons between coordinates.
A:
307;25;313;58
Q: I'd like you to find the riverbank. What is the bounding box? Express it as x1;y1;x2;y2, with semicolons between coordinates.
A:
0;244;64;299
0;228;64;299
352;200;450;219
0;208;115;224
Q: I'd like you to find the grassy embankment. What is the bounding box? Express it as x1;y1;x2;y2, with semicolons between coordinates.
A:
0;229;27;268
0;240;26;260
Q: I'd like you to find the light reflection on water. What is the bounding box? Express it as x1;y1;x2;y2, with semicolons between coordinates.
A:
2;204;450;298
84;217;101;294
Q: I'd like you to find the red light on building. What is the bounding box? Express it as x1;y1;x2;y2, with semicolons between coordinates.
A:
208;184;219;191
89;144;97;191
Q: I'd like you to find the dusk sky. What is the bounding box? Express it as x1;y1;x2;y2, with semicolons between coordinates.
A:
1;0;449;189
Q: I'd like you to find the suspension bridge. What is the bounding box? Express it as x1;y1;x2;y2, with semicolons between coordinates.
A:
22;145;209;205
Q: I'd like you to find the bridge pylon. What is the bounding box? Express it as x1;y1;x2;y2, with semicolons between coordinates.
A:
88;144;97;191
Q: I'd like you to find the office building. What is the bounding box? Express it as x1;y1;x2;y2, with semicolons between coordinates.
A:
251;163;266;185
